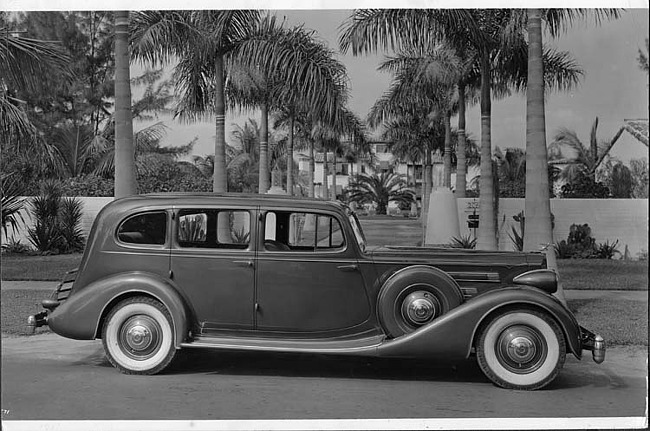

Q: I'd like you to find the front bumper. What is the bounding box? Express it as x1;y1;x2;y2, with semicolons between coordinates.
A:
580;326;606;364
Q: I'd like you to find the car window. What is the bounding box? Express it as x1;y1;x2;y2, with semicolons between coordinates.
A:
177;209;250;249
117;211;167;245
264;211;344;252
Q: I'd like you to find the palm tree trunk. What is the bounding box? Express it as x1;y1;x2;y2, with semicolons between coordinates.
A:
455;82;467;198
476;53;497;250
309;140;315;198
421;147;432;235
259;102;270;194
524;9;566;304
286;115;294;195
114;11;136;198
331;154;337;200
213;55;228;193
322;151;329;199
443;111;452;188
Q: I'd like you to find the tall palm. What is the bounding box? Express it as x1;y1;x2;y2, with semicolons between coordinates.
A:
114;10;136;197
521;9;620;304
228;14;350;194
341;9;583;250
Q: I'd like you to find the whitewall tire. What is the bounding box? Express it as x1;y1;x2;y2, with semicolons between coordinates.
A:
102;297;176;375
477;310;566;390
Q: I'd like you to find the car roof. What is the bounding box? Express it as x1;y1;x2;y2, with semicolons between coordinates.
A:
106;192;349;214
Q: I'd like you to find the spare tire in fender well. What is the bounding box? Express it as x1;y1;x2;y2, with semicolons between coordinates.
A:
377;265;464;338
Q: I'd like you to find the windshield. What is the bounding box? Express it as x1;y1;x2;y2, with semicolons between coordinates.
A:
348;211;367;253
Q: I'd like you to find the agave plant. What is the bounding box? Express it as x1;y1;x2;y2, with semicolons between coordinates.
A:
345;172;415;215
1;173;26;238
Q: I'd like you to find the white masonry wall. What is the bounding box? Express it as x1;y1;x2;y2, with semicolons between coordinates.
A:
4;196;648;259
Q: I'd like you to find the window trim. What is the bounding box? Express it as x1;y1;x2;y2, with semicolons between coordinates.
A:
262;209;348;254
115;210;169;248
173;207;253;251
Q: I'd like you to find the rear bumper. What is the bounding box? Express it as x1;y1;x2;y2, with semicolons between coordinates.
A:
26;269;76;333
580;326;606;364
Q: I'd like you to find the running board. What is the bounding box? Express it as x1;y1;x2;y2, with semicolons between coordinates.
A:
180;334;385;354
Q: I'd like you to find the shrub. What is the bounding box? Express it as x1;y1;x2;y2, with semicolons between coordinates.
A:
555;223;599;259
27;182;85;254
595;240;620;259
1;173;27;237
448;234;477;249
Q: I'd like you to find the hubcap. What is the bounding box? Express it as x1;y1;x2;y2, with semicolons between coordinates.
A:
495;324;547;374
401;291;440;327
119;315;162;361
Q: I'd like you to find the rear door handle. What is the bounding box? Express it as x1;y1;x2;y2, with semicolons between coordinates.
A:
337;264;358;272
233;260;254;268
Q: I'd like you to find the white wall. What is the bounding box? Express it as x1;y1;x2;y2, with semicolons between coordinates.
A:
457;198;648;258
4;196;648;259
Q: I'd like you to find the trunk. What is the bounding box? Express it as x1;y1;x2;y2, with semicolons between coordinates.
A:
113;11;136;198
443;111;452;188
476;53;497;250
213;56;228;193
322;151;329;200
309;140;315;198
331;154;337;200
455;82;467;198
286;116;294;196
258;102;270;194
524;9;566;305
421;147;432;239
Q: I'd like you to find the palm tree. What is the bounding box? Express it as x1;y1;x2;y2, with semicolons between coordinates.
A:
550;116;624;183
1;14;70;141
114;10;136;197
520;9;620;304
340;9;584;251
346;172;415;215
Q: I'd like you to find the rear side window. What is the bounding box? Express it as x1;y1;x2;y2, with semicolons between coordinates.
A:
117;211;167;245
177;209;250;249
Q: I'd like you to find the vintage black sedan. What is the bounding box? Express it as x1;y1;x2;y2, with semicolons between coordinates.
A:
28;193;605;390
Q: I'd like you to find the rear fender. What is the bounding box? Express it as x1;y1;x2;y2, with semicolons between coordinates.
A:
47;272;192;348
376;286;582;360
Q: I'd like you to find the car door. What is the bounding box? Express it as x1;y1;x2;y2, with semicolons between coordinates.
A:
170;206;256;331
255;209;371;334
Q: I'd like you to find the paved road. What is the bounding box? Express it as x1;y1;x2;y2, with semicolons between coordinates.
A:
1;332;647;425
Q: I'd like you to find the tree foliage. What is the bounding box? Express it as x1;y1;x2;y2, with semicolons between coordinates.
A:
345;172;415;215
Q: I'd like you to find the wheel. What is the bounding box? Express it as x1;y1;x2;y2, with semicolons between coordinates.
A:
102;296;176;375
377;266;463;338
476;309;566;390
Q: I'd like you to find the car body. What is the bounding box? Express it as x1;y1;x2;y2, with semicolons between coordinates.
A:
28;193;605;389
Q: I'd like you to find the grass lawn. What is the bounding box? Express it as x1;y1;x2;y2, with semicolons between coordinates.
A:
1;253;83;281
558;259;648;291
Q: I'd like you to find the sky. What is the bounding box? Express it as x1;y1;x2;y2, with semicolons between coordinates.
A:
7;3;650;164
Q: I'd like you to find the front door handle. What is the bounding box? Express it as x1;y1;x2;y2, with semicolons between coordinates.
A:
337;264;358;272
233;260;254;268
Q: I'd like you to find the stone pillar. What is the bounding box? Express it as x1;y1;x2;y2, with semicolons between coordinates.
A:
425;187;460;245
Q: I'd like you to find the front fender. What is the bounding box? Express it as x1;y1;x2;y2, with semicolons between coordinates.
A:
47;272;191;348
376;286;582;360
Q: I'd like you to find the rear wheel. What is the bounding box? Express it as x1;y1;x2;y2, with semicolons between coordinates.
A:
476;310;566;390
102;296;176;375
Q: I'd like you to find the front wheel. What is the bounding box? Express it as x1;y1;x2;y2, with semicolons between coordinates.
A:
476;310;566;390
102;296;176;375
